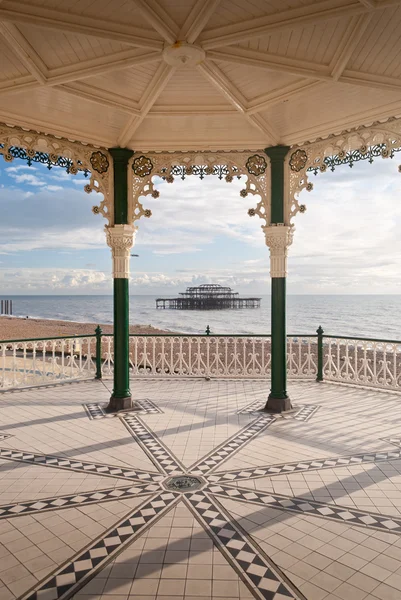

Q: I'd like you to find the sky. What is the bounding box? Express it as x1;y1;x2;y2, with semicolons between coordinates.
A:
0;154;400;295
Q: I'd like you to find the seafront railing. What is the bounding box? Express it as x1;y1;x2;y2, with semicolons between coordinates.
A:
1;327;401;392
0;334;97;389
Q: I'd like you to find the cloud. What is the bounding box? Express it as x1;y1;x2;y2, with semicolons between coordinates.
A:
0;268;110;293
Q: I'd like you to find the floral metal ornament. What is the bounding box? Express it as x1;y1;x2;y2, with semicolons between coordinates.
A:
299;205;307;213
240;189;248;197
132;155;153;177
246;154;267;176
289;149;308;172
90;151;109;174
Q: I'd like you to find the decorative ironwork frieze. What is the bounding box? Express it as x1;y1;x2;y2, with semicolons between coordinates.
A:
246;153;267;176
160;164;239;181
0;144;89;176
307;143;401;175
90;150;109;174
132;155;153;177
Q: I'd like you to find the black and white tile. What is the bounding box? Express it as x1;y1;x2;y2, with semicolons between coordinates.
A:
0;432;12;440
22;491;179;600
293;404;321;421
185;490;302;600
122;413;185;475
207;448;401;483
0;482;161;519
0;447;164;483
83;398;163;420
190;415;276;475
209;484;401;533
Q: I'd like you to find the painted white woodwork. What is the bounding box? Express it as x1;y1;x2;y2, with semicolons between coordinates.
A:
0;0;401;149
106;224;137;279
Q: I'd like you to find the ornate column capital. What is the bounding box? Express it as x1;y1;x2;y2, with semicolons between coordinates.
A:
106;224;137;279
262;224;294;278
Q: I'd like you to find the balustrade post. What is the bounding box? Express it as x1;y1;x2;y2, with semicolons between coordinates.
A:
316;325;324;382
95;325;102;380
264;145;293;412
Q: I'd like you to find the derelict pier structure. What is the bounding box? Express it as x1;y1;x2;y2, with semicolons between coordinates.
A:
156;284;261;310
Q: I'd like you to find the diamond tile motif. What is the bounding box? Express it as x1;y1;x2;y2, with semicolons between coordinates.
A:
0;482;160;518
207;448;401;483
122;413;185;474
209;484;401;533
0;447;163;482
293;404;321;421
83;398;163;420
0;432;12;440
22;492;179;600
190;415;276;475
185;490;302;600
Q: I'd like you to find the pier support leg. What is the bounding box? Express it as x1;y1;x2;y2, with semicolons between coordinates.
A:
106;148;136;413
263;146;293;412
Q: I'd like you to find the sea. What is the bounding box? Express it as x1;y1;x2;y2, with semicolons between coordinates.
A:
1;295;400;340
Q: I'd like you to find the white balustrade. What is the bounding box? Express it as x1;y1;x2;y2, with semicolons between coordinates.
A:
0;336;96;390
323;336;401;391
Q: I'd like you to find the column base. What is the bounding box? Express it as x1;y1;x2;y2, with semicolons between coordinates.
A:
105;395;134;413
265;395;292;413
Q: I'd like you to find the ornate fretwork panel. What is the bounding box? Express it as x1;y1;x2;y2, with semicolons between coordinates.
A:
287;116;401;224
0;122;113;223
128;151;271;227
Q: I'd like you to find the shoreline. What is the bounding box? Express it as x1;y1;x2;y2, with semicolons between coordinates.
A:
0;316;170;341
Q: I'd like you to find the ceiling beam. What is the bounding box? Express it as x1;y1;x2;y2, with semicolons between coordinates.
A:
340;69;401;91
198;61;279;143
118;63;175;146
207;47;332;81
199;0;400;50
0;49;162;96
57;83;141;115
131;0;178;44
0;1;163;49
246;80;324;114
358;0;376;7
0;22;48;83
179;0;221;44
329;13;373;79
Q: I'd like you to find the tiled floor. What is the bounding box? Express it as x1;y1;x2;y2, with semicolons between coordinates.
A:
0;379;401;599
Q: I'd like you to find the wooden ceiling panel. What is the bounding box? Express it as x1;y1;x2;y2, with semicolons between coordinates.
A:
0;86;128;146
0;37;30;79
133;114;267;150
83;63;162;104
241;18;347;66
214;61;301;101
25;0;154;29
152;68;229;106
347;6;401;79
17;24;131;70
207;0;310;29
262;82;401;144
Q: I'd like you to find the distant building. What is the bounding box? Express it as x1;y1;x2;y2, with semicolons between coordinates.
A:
156;284;261;310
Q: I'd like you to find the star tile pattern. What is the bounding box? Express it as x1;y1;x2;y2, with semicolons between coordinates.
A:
84;398;163;420
1;379;401;600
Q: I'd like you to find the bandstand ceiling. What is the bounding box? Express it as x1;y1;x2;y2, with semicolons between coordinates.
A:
1;0;401;150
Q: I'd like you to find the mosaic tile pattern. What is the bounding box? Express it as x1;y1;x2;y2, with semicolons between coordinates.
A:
190;415;276;475
121;413;185;475
293;404;321;421
22;492;179;600
185;490;302;599
208;448;401;483
83;398;163;420
0;482;161;518
209;484;401;533
3;380;401;600
0;447;164;482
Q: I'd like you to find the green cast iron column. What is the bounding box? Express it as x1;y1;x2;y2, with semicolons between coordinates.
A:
107;148;134;412
265;145;291;412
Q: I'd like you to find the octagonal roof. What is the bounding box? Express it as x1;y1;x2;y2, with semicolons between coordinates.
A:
1;0;401;150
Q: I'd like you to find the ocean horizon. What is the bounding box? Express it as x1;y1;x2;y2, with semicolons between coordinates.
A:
0;294;400;340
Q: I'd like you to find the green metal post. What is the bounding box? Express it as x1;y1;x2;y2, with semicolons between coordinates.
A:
265;145;291;412
107;147;134;412
95;325;102;380
316;325;324;382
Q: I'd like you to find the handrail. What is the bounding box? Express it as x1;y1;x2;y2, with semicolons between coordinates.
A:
324;334;401;344
0;334;94;344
